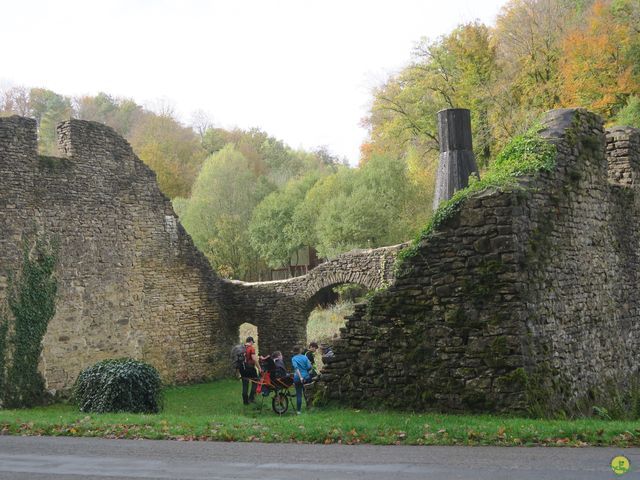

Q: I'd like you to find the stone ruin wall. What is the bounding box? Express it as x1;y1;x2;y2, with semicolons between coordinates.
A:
2;108;639;414
222;244;402;362
320;109;640;415
0;116;236;392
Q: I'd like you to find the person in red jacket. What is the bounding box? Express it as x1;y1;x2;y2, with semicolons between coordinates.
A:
240;336;261;405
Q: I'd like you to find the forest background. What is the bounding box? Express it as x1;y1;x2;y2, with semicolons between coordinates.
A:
2;0;639;282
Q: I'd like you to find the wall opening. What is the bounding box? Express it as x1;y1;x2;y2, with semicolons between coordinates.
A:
306;283;369;371
238;322;258;350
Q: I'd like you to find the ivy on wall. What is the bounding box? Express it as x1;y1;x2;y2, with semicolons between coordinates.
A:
0;236;58;408
0;316;8;401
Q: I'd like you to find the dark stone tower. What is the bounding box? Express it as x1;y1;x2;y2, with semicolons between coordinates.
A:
433;108;479;209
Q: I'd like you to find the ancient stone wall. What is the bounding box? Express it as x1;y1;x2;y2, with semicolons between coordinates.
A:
0;117;235;392
320;109;640;415
0;116;403;393
607;126;640;186
3;109;638;415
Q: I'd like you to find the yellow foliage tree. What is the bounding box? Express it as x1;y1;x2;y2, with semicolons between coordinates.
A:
560;0;640;118
128;114;206;198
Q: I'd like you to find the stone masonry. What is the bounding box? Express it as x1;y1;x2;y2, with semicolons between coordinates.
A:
2;109;640;415
320;109;640;415
0;117;236;392
222;244;401;361
0;117;401;393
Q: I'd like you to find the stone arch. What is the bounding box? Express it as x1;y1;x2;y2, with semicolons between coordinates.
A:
303;280;369;319
299;270;382;304
221;244;405;364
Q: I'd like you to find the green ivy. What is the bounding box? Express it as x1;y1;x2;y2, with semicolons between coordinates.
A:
2;237;58;408
0;317;8;402
396;125;557;268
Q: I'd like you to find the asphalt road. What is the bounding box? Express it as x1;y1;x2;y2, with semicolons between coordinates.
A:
0;436;638;480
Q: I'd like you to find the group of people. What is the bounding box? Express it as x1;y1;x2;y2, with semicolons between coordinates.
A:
237;336;332;414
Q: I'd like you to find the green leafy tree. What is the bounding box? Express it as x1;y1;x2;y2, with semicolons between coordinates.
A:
613;95;640;127
249;173;322;268
176;145;268;279
29;88;72;155
295;156;416;258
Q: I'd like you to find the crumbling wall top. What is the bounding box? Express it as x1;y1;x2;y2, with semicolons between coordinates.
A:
56;119;135;163
0;115;38;159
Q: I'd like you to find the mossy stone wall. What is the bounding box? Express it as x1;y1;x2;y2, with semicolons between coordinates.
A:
320;109;640;415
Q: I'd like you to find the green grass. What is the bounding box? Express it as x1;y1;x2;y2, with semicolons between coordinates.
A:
1;380;639;446
307;301;354;344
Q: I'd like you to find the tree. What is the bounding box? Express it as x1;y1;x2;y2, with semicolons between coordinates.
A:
75;93;144;138
249;173;321;268
29;88;72;155
363;22;498;166
176;145;266;279
0;86;30;116
613;95;640;127
202;127;231;154
294;156;417;258
491;0;586;141
559;0;640;118
190;109;212;141
128;113;206;198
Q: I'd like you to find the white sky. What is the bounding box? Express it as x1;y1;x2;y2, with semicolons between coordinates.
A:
2;0;508;164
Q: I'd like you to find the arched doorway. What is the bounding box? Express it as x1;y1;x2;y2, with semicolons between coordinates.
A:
238;322;258;350
305;283;369;371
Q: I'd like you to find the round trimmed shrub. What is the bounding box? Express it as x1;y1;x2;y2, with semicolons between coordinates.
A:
73;358;163;413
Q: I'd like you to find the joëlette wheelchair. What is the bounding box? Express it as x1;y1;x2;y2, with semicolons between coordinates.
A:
247;356;316;415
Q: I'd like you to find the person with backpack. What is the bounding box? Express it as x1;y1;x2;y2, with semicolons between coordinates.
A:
235;336;261;405
291;345;313;414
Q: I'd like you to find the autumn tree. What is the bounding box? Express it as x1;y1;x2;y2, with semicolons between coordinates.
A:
559;0;640;118
0;86;30;116
128;113;207;198
75;92;144;138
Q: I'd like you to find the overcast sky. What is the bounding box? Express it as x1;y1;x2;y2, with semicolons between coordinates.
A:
2;0;508;164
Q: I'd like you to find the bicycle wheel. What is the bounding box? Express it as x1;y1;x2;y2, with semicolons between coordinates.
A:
272;391;289;415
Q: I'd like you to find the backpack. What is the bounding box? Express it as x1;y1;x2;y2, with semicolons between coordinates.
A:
231;344;246;370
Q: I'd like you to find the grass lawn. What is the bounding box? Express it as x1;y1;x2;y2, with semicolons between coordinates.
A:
1;379;639;446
